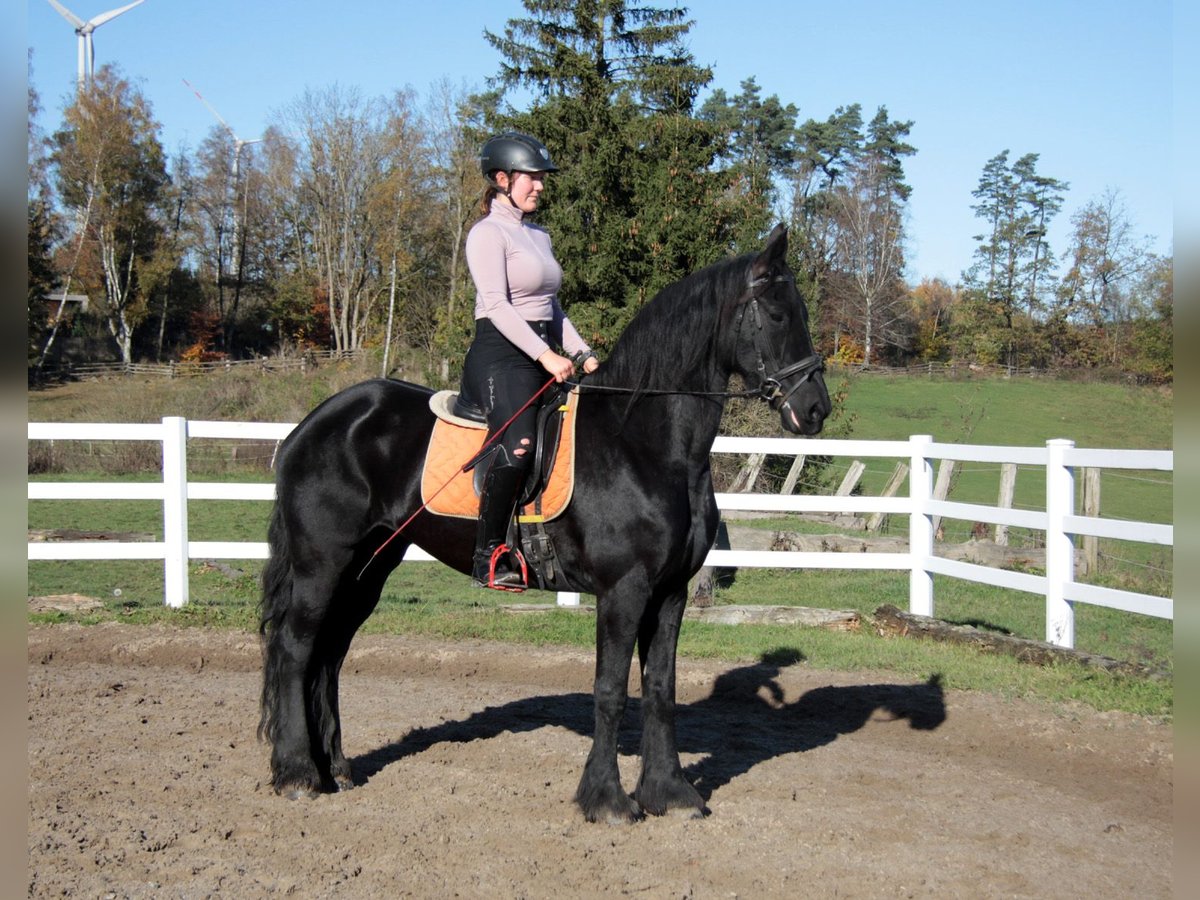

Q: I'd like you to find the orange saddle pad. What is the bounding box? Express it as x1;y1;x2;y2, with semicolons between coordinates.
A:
420;390;579;521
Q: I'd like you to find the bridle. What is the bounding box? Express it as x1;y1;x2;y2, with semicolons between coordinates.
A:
737;271;826;410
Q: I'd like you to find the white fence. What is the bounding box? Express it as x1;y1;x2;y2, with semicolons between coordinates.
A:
27;418;1173;649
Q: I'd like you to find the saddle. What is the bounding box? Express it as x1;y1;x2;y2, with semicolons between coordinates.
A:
422;387;579;524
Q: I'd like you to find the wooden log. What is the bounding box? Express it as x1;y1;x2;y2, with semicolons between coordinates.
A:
28;593;105;612
729;452;767;493
834;460;866;496
28;529;156;542
930;459;956;538
500;603;862;632
866;461;909;532
500;603;595;615
763;528;1075;568
683;605;860;630
780;454;807;494
871;604;1168;680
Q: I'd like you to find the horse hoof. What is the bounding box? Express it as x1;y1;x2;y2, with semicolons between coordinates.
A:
666;805;708;821
333;775;355;793
579;792;643;825
278;784;320;801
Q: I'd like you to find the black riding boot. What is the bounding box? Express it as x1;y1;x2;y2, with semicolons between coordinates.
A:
472;464;527;591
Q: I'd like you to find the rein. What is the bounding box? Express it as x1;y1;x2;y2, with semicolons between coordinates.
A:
567;271;825;405
356;375;559;580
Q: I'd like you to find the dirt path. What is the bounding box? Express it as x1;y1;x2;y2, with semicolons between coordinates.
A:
28;623;1172;898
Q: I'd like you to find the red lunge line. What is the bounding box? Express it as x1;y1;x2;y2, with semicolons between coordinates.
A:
355;376;559;580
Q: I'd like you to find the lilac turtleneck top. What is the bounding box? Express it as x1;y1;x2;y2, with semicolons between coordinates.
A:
466;200;591;362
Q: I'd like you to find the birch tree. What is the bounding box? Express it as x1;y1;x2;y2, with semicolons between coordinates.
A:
50;65;167;365
280;85;405;352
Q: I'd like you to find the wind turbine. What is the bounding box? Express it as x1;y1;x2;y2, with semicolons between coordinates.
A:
183;79;263;286
47;0;146;92
183;78;263;184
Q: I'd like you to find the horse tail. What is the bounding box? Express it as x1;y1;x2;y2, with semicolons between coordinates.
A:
257;500;292;745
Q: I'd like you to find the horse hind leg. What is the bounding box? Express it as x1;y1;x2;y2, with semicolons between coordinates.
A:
261;563;353;798
313;563;393;792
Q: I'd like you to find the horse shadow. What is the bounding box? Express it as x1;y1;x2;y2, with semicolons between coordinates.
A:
351;648;946;801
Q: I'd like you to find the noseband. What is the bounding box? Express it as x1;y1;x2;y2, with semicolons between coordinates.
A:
738;273;826;409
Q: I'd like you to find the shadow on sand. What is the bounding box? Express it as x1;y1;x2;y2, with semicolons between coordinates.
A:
352;648;946;801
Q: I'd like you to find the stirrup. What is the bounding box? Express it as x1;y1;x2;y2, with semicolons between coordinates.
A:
480;544;528;593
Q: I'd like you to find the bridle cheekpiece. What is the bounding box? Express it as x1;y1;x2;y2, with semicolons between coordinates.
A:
741;272;826;410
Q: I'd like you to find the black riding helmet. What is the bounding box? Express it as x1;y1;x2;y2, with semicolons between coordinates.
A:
479;132;559;180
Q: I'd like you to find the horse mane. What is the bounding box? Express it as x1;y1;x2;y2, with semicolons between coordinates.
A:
591;252;753;396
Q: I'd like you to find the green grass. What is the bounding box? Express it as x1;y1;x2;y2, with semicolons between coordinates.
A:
26;369;1174;720
27;557;1172;719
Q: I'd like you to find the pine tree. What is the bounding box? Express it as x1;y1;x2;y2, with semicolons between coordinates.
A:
482;0;730;348
963;150;1067;365
699;77;799;253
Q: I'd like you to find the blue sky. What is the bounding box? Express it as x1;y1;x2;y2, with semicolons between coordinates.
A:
25;0;1178;285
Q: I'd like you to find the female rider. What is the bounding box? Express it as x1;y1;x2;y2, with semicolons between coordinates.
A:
457;132;600;590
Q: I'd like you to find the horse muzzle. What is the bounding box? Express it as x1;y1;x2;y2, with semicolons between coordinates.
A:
761;355;829;435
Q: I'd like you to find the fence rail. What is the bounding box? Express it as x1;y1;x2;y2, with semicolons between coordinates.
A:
27;418;1173;649
34;350;365;381
34;355;1152;385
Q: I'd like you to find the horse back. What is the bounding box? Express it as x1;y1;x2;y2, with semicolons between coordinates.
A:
275;379;436;518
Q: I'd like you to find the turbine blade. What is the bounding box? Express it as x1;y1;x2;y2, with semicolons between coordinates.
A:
182;78;233;134
47;0;84;29
89;0;146;29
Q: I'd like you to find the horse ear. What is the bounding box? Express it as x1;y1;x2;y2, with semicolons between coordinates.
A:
750;223;789;281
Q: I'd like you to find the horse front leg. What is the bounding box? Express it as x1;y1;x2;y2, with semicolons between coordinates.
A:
575;589;644;824
633;585;706;817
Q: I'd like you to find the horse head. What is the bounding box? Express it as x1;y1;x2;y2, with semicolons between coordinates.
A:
732;224;832;435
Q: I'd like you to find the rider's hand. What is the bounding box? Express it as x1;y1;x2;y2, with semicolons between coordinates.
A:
538;349;575;383
582;354;600;374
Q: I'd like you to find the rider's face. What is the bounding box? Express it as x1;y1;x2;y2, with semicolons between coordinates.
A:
498;171;546;214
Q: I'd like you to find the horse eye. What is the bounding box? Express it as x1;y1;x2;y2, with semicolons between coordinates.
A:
766;304;790;325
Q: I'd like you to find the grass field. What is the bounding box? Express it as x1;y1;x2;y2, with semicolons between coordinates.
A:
26;365;1174;718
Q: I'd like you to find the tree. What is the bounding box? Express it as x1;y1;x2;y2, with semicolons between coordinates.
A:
963;151;1067;365
187;125;267;353
49;65;168;365
483;0;730;347
787;103;865;344
1125;253;1172;382
828;107;914;364
426;82;493;382
698;77;798;252
27;60;59;366
278;85;414;352
1057;189;1157;366
786;104;914;362
909;278;958;362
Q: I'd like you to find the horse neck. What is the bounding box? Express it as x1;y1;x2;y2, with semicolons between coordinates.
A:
591;260;745;398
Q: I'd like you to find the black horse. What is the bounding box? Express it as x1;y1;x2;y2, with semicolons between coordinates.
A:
258;224;831;823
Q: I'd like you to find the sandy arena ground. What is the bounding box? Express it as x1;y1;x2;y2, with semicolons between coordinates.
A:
27;622;1172;898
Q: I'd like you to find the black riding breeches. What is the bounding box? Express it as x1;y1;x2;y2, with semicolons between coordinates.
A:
459;318;554;473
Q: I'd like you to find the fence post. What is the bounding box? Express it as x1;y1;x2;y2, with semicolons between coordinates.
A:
1045;439;1075;647
162;416;190;608
909;434;934;616
1080;467;1101;576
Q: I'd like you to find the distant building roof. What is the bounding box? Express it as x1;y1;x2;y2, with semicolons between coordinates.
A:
43;291;89;313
